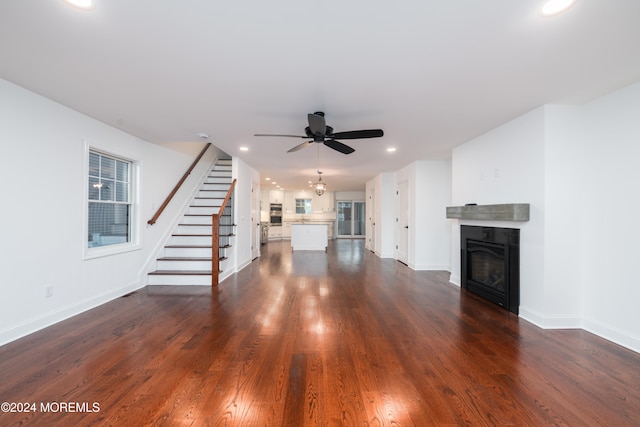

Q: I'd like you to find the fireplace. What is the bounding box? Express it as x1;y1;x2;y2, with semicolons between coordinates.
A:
460;225;520;314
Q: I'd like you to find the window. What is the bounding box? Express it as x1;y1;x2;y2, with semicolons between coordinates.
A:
295;198;312;214
87;150;132;248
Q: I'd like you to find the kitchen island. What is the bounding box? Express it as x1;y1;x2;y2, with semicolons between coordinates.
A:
290;223;328;251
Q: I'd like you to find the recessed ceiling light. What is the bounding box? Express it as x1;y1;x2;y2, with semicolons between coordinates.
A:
387;147;396;152
239;146;249;152
540;0;576;16
64;0;95;10
265;177;271;181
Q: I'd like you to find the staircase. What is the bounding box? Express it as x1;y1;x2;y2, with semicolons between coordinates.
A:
148;159;234;285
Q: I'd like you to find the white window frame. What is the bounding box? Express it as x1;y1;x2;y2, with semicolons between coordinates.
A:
295;198;312;214
82;141;141;260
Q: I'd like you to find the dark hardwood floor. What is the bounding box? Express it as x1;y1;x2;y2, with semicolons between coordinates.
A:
1;239;639;426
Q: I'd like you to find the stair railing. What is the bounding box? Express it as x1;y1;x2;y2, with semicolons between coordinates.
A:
212;179;236;286
147;143;212;225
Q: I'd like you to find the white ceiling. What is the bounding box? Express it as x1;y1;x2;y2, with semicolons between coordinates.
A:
1;1;639;191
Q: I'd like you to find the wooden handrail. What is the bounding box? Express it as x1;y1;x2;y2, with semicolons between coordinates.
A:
212;179;237;286
147;143;212;225
217;179;236;217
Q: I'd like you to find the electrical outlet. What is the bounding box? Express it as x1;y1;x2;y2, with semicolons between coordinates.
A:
45;285;54;298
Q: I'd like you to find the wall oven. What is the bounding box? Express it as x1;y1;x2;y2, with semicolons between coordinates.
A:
269;203;282;225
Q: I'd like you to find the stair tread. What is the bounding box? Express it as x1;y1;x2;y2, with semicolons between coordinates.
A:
165;245;212;248
149;270;213;275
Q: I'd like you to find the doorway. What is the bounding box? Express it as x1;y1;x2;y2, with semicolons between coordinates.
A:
337;200;366;238
396;181;409;264
367;189;375;251
251;181;260;260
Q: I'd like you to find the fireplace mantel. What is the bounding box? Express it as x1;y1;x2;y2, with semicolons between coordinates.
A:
446;203;530;221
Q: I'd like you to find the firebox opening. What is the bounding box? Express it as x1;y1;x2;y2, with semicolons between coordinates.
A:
467;242;506;293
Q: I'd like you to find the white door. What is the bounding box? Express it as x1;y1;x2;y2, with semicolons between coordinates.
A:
251;181;260;260
396;181;409;264
367;189;375;251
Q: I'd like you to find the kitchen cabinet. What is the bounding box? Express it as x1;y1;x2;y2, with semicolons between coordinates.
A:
327;222;335;239
268;225;282;240
282;222;292;239
269;190;285;204
312;191;334;212
283;191;294;213
291;224;328;251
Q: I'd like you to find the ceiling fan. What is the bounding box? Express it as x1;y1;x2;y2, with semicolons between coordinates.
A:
254;112;384;154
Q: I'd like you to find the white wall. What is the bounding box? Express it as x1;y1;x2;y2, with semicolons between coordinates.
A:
229;157;260;280
335;191;365;201
367;161;451;270
413;161;451;270
543;106;584;325
451;107;546;318
0;78;214;345
580;82;640;351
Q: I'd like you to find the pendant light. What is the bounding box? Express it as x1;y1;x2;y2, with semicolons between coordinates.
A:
314;144;326;196
315;171;326;196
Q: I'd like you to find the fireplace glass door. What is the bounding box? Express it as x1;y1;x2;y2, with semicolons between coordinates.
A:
467;241;506;294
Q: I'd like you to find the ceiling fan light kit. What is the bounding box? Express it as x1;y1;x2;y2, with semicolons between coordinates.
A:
255;111;384;190
255;111;384;155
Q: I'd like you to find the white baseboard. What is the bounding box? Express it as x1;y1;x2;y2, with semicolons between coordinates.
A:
519;308;639;354
410;263;451;271
217;256;253;285
582;317;640;354
449;274;461;286
518;306;582;329
376;250;395;258
0;280;143;347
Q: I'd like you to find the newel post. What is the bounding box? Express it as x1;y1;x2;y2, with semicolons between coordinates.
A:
211;214;220;286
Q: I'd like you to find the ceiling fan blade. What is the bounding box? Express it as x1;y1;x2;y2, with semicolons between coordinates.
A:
287;140;314;153
254;133;307;138
329;129;384;140
307;113;326;136
324;139;355;154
